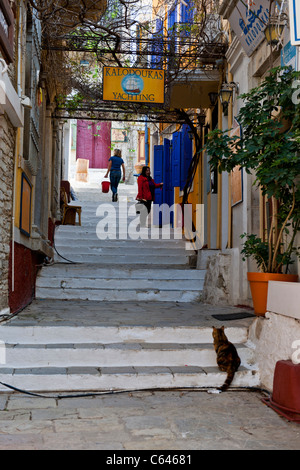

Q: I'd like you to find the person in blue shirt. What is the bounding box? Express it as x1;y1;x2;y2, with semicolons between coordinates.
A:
104;149;126;202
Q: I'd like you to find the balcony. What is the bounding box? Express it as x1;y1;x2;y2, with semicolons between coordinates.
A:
155;20;226;109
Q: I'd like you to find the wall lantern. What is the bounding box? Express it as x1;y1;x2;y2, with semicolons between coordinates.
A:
208;91;218;107
219;82;239;116
264;21;285;46
197;113;206;126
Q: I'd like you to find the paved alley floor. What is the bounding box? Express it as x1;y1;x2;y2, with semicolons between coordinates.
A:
0;389;299;450
0;299;299;451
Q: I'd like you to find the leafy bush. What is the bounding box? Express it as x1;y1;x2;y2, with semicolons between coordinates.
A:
205;67;300;273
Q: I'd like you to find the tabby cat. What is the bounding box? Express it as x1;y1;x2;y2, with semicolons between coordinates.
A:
212;326;241;391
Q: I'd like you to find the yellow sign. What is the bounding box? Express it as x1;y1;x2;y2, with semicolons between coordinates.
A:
103;67;165;104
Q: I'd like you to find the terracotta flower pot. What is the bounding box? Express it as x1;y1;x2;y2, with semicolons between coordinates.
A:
262;360;300;422
247;272;299;316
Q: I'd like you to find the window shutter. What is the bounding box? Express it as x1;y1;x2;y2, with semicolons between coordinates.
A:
172;131;181;187
180;125;193;191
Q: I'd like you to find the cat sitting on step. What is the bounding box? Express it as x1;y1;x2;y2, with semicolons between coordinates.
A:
212;326;241;392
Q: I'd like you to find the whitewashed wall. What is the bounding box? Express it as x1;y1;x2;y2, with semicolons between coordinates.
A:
249;282;300;391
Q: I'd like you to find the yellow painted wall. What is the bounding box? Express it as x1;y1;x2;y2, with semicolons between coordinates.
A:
13;3;26;231
14;170;22;229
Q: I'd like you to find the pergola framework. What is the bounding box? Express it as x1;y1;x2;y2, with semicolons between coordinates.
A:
36;0;227;123
32;0;227;238
47;31;226;122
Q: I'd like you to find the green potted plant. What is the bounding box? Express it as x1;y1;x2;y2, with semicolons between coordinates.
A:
205;66;300;315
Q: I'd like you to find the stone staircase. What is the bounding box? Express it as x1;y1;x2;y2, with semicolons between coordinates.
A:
35;199;205;302
0;310;259;392
0;182;259;393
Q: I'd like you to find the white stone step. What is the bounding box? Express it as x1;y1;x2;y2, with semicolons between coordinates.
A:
54;229;187;241
53;246;190;256
54;235;188;245
54;240;191;251
55;224;185;234
37;265;204;280
36;263;204;298
54;235;191;248
0;366;260;393
55;230;188;244
4;342;255;369
0;325;250;345
78;220;177;228
35;287;202;302
54;239;190;250
36;277;204;291
36;268;205;301
53;253;191;265
79;212;143;218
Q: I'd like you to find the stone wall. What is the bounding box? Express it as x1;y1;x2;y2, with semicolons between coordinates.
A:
0;113;15;314
200;251;232;305
199;246;254;308
249;312;300;391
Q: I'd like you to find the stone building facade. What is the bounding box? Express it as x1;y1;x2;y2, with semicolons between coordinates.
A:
0;110;15;315
211;0;300;389
0;1;70;315
0;0;23;315
200;0;300;310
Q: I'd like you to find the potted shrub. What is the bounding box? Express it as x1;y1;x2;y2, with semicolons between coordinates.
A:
205;66;300;315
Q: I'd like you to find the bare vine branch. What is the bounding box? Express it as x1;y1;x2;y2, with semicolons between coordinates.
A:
28;0;227;124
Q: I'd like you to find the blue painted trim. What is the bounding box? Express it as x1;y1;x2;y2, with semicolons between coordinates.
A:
292;0;300;42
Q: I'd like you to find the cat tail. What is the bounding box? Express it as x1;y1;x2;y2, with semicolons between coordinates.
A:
220;368;235;392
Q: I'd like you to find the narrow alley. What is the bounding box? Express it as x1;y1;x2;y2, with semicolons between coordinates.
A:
0;173;258;392
0;0;299;453
0;176;299;450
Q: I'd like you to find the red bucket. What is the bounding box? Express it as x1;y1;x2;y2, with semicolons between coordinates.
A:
101;180;110;193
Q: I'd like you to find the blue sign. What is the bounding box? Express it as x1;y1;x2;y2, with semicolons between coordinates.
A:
289;0;300;45
281;41;297;69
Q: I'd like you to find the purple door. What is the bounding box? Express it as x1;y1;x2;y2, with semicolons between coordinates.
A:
76;121;111;169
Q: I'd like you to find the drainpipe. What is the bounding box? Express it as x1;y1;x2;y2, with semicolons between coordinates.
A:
145;116;149;166
12;130;20;294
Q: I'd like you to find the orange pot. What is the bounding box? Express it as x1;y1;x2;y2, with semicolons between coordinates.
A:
247;272;299;316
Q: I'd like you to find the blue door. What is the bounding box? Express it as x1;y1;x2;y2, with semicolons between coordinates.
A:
172;131;181;188
163;138;173;225
153;142;174;227
153;145;163;226
153;128;192;227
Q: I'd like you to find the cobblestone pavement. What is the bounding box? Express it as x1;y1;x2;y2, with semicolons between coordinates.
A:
0;389;299;450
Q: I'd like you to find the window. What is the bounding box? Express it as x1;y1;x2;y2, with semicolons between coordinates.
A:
0;0;14;63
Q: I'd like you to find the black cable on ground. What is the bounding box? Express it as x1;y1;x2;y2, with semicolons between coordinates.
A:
0;381;271;400
51;222;80;265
